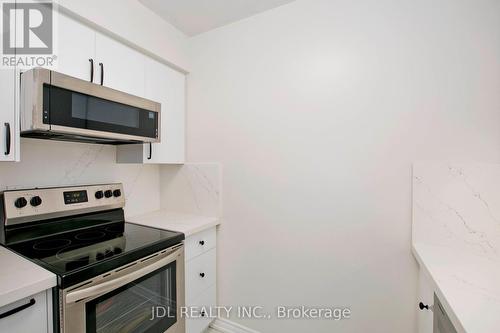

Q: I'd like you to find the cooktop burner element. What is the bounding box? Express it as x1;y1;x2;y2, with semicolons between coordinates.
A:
0;184;184;288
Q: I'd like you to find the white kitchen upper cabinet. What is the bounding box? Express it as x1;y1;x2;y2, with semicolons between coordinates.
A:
116;58;185;164
56;13;96;82
0;68;19;162
95;33;145;96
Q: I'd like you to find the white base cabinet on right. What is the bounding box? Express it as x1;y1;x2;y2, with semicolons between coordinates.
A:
417;269;434;333
185;227;217;333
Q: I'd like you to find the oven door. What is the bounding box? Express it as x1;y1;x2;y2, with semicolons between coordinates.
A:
62;245;184;333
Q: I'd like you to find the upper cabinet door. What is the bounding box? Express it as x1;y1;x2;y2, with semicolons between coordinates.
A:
56;13;96;82
0;69;18;162
143;58;186;164
116;59;186;164
0;5;18;162
95;33;145;96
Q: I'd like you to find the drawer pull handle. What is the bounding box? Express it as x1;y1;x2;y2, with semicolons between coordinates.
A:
0;298;36;319
419;302;429;311
201;311;206;317
200;272;205;278
199;240;205;246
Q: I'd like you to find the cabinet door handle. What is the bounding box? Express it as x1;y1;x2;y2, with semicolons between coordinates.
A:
99;62;104;85
199;240;205;246
147;142;152;160
0;298;35;319
4;122;11;156
88;59;94;82
199;272;205;278
419;302;429;311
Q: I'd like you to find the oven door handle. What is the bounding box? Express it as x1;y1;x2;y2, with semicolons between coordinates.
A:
66;247;181;304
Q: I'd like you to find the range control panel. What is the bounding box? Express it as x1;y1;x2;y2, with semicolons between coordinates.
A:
3;183;125;226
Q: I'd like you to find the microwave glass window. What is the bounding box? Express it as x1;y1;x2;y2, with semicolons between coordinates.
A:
71;93;141;128
44;85;158;139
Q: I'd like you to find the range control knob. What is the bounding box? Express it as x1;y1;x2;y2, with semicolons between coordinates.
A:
104;190;113;198
14;197;27;209
30;196;42;207
113;189;121;197
95;190;104;199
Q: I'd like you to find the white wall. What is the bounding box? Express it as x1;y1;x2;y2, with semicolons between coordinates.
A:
186;0;500;332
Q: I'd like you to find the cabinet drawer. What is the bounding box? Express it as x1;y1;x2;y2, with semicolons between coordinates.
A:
185;227;216;261
186;286;216;333
186;249;216;302
0;291;48;333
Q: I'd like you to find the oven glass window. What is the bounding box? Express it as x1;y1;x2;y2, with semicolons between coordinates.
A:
86;262;176;333
44;84;158;139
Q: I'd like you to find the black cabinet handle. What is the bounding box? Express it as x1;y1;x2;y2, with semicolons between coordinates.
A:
88;59;94;82
199;240;205;246
201;311;206;317
0;298;35;319
147;142;152;160
199;272;205;278
419;302;429;310
4;122;11;156
99;62;104;85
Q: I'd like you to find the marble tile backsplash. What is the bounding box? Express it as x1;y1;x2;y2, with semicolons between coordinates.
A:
0;139;161;217
413;163;500;260
160;163;222;217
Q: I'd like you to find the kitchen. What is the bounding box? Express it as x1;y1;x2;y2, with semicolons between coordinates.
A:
1;0;499;332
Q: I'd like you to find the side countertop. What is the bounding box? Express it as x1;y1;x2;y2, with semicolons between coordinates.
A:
413;242;500;333
0;246;57;308
127;210;220;237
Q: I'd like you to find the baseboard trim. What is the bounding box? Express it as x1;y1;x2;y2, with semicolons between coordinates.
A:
209;318;261;333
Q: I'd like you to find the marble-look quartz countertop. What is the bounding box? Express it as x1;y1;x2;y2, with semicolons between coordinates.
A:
0;246;57;308
413;242;500;333
127;210;220;236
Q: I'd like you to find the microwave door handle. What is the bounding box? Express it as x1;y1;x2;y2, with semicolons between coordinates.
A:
65;247;181;304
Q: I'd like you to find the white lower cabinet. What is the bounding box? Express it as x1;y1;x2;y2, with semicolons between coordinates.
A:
0;290;52;333
185;227;217;333
186;286;216;333
417;269;435;333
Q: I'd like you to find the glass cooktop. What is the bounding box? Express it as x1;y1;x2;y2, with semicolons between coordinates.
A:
5;209;184;288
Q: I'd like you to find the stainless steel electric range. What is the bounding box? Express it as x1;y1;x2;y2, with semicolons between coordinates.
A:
0;183;185;333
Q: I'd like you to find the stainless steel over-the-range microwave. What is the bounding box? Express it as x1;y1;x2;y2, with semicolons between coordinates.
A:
20;67;161;144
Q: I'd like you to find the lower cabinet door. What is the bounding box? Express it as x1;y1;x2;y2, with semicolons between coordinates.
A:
417;269;435;333
0;291;48;333
186;286;216;333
